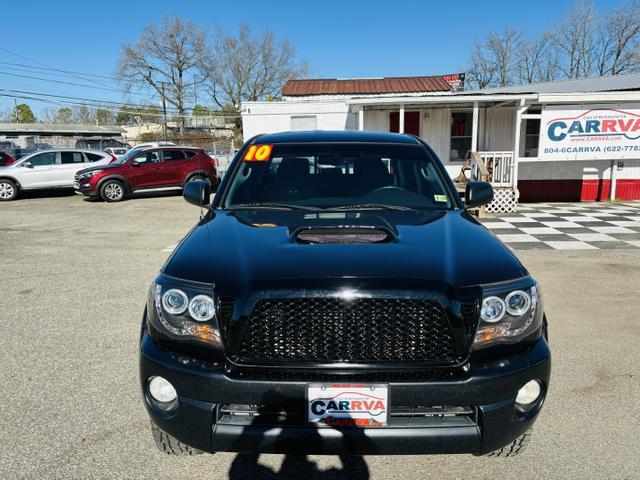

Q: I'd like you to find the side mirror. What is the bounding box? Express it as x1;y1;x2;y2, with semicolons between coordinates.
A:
23;161;33;168
465;181;494;208
131;160;140;167
183;179;211;207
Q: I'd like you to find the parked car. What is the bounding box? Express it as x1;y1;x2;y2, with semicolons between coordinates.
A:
74;146;217;202
9;143;53;161
104;147;128;158
0;149;112;201
0;140;20;151
0;151;16;166
129;141;176;151
75;138;130;150
139;131;550;457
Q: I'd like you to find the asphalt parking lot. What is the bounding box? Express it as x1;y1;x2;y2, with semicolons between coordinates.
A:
1;192;639;480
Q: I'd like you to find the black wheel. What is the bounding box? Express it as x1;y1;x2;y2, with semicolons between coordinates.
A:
100;179;125;202
487;431;532;457
150;423;204;455
186;174;210;188
0;179;18;201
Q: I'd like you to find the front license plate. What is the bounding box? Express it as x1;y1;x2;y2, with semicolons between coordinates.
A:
307;384;388;427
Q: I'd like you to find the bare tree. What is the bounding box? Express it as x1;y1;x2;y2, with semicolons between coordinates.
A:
552;1;598;78
44;107;73;124
73;106;95;124
117;17;208;133
96;108;115;126
596;0;640;75
516;32;560;84
41;108;58;123
465;27;520;89
201;24;307;110
466;40;497;89
488;27;521;86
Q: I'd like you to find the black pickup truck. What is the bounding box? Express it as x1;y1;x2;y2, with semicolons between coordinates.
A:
139;131;550;457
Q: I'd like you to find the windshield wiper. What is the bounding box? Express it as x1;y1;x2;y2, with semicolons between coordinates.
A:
326;203;417;212
228;202;319;211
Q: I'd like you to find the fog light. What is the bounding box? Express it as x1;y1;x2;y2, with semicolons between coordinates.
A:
516;379;541;406
148;376;177;403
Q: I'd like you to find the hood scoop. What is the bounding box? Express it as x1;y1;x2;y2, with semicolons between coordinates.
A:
294;227;393;244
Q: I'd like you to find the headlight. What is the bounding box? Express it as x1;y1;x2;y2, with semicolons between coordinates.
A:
147;275;222;349
79;170;103;178
472;279;542;349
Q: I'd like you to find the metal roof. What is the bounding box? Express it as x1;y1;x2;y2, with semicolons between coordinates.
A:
0;123;125;135
282;76;452;97
466;72;640;95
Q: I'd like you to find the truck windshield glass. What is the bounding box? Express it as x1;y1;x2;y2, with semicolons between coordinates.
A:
223;143;453;210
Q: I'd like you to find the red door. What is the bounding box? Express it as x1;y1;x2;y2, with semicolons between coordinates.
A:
127;149;164;188
160;149;190;185
389;111;420;136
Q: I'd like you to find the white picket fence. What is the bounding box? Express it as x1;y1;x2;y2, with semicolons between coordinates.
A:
470;151;518;213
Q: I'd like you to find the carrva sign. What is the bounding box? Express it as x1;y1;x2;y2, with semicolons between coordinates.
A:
307;384;388;427
540;105;640;160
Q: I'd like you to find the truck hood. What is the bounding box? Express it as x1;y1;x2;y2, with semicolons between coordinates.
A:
163;209;528;294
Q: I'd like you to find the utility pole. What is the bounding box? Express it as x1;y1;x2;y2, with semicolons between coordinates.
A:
14;98;18;124
193;78;198;128
160;82;168;141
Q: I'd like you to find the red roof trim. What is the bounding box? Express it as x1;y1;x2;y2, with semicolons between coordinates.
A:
282;76;452;96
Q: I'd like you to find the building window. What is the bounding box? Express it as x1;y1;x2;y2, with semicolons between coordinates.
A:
450;111;472;162
290;115;317;131
523;118;541;157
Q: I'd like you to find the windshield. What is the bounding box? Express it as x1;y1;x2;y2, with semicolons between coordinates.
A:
222;143;454;210
113;148;143;164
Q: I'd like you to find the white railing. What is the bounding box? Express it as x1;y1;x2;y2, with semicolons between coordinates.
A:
470;151;516;188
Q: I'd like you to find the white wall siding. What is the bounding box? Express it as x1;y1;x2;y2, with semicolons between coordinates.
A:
242;101;352;138
484;107;515;151
363;110;388;131
421;108;450;162
519;158;640;181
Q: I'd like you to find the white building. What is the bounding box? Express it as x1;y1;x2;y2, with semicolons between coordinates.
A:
242;74;640;204
0;123;125;148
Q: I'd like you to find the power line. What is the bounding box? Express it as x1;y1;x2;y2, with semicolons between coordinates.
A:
0;48;220;117
0;60;116;81
0;71;128;94
1;88;187;114
0;63;209;108
0;61;175;104
0;46;115;88
0;89;242;119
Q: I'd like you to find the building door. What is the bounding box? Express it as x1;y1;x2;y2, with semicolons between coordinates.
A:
389;111;420;136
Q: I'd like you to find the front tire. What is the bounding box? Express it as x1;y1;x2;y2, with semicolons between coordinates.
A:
0;179;18;201
487;431;532;457
100;179;125;202
150;423;203;455
186;174;211;188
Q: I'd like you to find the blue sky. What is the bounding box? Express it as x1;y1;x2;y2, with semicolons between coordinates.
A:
0;0;624;116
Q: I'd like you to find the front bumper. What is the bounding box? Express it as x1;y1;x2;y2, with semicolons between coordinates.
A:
73;177;97;196
140;329;550;455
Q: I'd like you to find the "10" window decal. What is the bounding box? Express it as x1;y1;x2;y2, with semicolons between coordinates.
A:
244;144;273;161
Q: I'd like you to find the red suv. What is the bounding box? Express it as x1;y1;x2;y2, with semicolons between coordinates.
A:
74;147;217;202
0;151;16;166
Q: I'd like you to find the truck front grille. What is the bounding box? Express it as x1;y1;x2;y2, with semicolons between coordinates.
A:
236;298;456;363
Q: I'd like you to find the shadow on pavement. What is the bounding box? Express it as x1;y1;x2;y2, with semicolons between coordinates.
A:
226;389;371;480
228;454;370;480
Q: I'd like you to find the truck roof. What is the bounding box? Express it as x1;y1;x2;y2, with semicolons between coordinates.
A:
253;130;420;145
